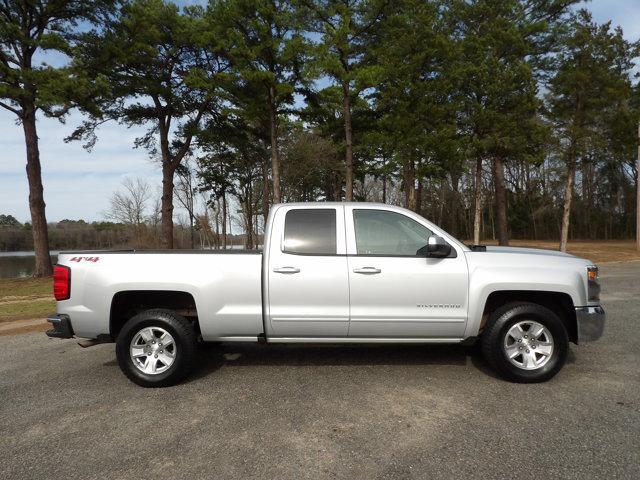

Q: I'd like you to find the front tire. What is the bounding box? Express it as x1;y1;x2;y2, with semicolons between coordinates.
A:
481;302;568;383
116;309;197;388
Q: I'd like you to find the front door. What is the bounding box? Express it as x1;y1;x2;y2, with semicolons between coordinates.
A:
346;207;468;338
266;205;349;337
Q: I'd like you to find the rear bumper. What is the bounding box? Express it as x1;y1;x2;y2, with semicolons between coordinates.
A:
575;306;605;343
46;314;74;339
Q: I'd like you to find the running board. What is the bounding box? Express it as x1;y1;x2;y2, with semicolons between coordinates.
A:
266;337;465;344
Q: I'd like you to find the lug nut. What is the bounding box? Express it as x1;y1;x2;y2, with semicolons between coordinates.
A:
154;354;158;358
518;339;522;343
526;349;530;353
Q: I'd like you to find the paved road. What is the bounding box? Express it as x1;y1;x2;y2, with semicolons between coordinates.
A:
1;262;638;480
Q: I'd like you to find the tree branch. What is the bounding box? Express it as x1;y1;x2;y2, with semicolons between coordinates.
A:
0;101;21;116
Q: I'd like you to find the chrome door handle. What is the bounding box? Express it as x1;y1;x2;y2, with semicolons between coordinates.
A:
273;266;300;274
353;267;381;274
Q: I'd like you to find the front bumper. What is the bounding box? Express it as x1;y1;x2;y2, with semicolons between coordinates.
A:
575;306;605;343
46;313;74;339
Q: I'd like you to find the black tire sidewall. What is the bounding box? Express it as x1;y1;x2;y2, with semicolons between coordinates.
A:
484;303;568;383
115;310;196;387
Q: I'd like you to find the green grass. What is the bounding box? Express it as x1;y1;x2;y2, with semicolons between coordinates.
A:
0;277;52;299
0;277;54;323
0;299;55;321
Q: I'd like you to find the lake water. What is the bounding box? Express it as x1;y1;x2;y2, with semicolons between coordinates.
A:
0;252;59;278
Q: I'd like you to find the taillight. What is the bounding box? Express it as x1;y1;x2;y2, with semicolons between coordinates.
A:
53;265;71;301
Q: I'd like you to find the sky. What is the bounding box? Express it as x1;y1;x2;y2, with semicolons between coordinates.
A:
1;0;639;224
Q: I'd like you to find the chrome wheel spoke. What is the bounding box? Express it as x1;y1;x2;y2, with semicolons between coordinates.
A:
528;323;544;339
160;333;174;348
509;324;525;340
505;344;520;359
157;352;173;366
131;345;147;358
536;341;553;356
522;351;537;369
145;357;157;374
139;328;154;343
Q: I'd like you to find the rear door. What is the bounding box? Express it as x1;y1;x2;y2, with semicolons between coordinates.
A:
265;205;349;337
345;206;469;338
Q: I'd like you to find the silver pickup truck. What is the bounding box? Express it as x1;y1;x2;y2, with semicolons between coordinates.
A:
47;202;605;387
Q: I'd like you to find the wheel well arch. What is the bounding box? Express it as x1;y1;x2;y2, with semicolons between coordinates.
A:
109;290;199;339
480;290;577;344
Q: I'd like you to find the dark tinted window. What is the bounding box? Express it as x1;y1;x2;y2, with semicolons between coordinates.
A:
284;209;336;255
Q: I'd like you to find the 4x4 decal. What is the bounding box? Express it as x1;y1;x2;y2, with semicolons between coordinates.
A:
68;256;100;263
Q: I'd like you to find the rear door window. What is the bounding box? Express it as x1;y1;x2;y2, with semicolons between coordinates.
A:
283;209;337;255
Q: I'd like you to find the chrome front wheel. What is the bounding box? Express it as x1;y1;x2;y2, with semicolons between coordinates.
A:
503;320;554;370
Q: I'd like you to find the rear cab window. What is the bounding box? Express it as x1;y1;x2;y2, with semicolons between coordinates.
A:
283;208;337;255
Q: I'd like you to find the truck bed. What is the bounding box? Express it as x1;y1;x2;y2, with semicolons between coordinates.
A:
56;251;264;340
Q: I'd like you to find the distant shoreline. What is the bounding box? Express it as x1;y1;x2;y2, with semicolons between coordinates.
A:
0;251;60;257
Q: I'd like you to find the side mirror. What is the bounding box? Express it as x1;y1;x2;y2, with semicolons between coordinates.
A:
423;235;451;258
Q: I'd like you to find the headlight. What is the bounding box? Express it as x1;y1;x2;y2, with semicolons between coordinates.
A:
587;266;600;302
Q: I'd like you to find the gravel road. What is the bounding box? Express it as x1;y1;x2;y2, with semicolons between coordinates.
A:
0;262;638;480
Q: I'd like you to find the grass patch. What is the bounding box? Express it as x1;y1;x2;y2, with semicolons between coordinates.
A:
0;299;55;321
0;277;52;298
0;277;54;323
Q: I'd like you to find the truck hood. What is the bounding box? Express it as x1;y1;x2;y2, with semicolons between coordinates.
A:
484;246;575;259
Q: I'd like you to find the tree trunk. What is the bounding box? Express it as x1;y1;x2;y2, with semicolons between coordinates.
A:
636;122;640;251
268;87;281;203
160;163;175;249
189;212;195;249
416;177;423;215
492;156;509;246
403;161;417;211
221;194;227;249
262;157;270;231
382;172;387;204
342;81;354;201
473;157;483;245
560;155;576;252
22;105;52;277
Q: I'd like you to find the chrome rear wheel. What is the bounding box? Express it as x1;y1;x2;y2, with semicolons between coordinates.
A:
130;326;177;375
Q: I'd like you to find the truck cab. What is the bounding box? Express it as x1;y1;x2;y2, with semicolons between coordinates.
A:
264;203;469;340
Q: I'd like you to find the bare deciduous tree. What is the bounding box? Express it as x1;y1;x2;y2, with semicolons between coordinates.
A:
106;177;150;247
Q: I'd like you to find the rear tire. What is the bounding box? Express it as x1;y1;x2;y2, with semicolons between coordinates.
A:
116;309;197;388
481;302;568;383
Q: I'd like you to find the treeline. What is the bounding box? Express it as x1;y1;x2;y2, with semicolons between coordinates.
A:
1;0;639;276
0;216;252;251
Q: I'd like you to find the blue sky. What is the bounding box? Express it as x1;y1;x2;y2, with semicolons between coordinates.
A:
1;0;639;223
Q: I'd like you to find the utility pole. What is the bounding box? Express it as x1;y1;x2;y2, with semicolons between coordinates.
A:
637;122;640;251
